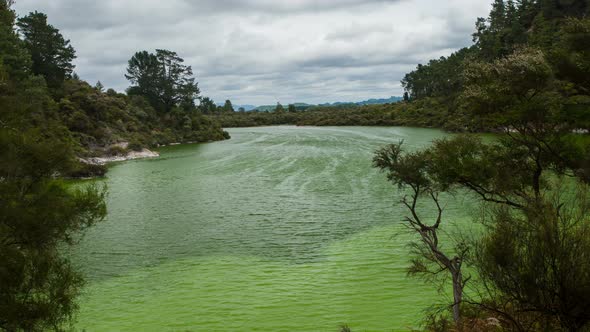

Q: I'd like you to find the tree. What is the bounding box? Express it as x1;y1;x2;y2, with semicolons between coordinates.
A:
490;0;507;32
401;47;473;100
198;96;217;114
94;80;104;92
413;48;590;330
0;9;106;331
274;102;285;113
223;99;234;113
378;44;590;330
458;48;590;330
0;128;107;331
516;0;540;29
374;143;469;324
382;133;590;331
125;49;200;113
156;49;199;111
552;18;590;98
0;0;31;81
16;11;76;89
288;104;297;113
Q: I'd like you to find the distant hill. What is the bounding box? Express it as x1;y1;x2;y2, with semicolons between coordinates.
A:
214;103;257;111
253;103;313;112
233;104;257;111
248;97;402;112
319;96;403;106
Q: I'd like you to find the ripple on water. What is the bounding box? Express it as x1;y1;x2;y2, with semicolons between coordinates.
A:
72;126;473;331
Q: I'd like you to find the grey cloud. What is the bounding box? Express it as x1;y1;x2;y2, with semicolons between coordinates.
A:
14;0;492;105
184;0;403;14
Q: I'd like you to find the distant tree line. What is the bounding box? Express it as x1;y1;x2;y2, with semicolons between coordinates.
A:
208;100;464;130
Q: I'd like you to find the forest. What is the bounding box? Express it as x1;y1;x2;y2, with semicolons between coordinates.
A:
0;2;228;330
1;0;590;331
210;99;460;130
2;9;229;176
373;0;590;331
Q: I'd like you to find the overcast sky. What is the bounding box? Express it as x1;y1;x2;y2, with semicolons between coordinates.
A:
14;0;492;105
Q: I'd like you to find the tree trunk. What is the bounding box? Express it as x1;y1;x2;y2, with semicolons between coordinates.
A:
451;269;463;324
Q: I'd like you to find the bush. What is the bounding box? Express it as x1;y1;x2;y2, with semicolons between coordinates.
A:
106;145;127;156
127;140;143;151
65;162;107;178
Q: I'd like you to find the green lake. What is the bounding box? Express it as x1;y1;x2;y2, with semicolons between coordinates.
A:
72;126;474;331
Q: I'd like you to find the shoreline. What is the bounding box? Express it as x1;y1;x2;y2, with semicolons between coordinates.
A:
78;139;216;167
79;148;160;166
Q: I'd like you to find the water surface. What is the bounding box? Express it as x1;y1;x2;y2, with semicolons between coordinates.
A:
73;126;471;331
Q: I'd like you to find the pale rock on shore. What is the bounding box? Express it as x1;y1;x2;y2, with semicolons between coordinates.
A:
79;148;160;165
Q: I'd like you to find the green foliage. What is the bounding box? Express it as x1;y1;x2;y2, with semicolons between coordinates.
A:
0;1;30;81
472;0;530;60
17;11;76;90
375;7;590;327
107;145;128;156
0;128;107;331
376;132;590;330
126;141;141;152
461;47;558;129
274;102;285;113
374;140;474;323
198;96;217;114
0;12;107;325
222;99;234;113
552;18;590;97
54;78;228;155
452;39;590;330
401;47;475;100
210;98;463;130
126;49;200;113
402;0;590;134
476;191;590;331
0;4;227;328
339;324;352;332
378;35;590;330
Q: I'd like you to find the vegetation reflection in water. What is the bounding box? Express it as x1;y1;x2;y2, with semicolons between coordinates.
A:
73;126;474;331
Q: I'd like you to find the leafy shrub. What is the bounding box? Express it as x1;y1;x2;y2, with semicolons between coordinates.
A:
127;140;143;151
106;145;127;156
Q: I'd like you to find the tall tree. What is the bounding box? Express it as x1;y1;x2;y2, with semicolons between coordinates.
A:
0;4;106;330
0;128;106;331
16;11;75;89
198;97;217;114
156;49;199;111
374;143;469;324
393;47;590;330
401;48;473;100
125;49;200;113
0;0;30;81
489;0;507;32
223;99;234;113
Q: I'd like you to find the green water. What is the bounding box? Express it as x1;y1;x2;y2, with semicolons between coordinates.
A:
73;126;472;332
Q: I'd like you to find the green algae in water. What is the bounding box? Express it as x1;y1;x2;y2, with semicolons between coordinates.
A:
71;126;472;331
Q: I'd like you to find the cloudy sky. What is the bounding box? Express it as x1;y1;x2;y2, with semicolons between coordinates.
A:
14;0;492;105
